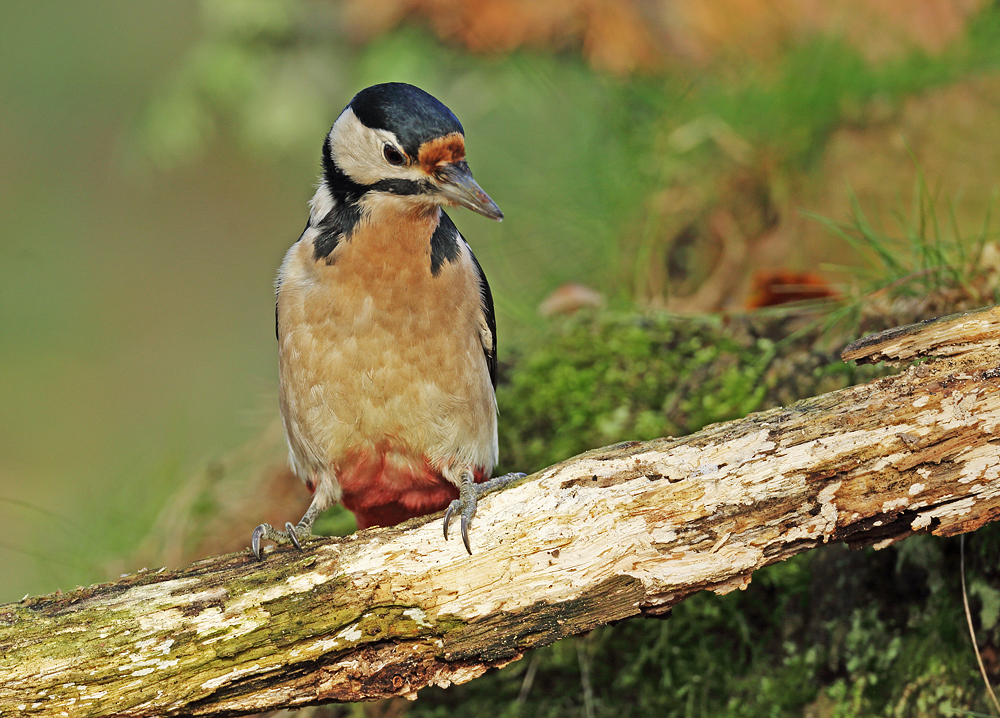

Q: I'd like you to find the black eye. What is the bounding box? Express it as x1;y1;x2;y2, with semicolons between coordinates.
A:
383;145;405;166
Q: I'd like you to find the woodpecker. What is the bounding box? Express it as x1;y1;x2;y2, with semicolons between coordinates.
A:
252;82;523;559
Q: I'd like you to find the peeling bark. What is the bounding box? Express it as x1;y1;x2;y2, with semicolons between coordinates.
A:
3;307;1000;717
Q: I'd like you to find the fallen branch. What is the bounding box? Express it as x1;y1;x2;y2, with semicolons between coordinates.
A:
3;306;1000;717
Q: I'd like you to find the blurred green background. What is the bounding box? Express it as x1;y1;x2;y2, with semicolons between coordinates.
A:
0;1;293;599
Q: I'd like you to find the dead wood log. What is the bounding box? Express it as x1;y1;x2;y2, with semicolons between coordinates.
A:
3;306;1000;717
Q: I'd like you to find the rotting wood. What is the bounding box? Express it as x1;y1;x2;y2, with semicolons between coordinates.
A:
3;306;1000;717
842;304;1000;364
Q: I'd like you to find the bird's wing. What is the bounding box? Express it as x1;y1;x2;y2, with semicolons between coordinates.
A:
433;211;497;389
468;242;497;390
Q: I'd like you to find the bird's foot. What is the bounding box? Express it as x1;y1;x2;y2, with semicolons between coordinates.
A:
443;472;526;555
251;521;312;560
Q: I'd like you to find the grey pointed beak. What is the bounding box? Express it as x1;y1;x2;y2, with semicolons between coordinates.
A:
435;161;503;221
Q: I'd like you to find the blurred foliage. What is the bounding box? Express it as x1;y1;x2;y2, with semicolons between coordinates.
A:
142;1;1000;169
494;160;1000;474
495;308;888;474
810;167;1000;339
138;1;1000;329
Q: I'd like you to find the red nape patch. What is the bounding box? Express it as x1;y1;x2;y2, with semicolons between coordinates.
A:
337;446;489;529
418;133;465;174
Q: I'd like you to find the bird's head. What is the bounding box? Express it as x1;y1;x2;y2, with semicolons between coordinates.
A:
320;82;502;221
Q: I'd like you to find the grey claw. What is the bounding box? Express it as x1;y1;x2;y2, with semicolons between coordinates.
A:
285;521;302;550
443;501;458;541
443;470;524;554
461;514;471;555
251;524;266;560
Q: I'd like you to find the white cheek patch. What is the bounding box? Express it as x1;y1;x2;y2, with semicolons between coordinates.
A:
328;108;430;187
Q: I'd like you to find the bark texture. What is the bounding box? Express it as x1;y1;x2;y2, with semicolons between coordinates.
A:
3;306;1000;717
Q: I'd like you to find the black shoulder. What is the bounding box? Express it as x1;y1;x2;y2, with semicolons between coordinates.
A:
468;245;497;389
313;202;361;263
431;211;496;385
314;136;363;263
430;211;462;276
